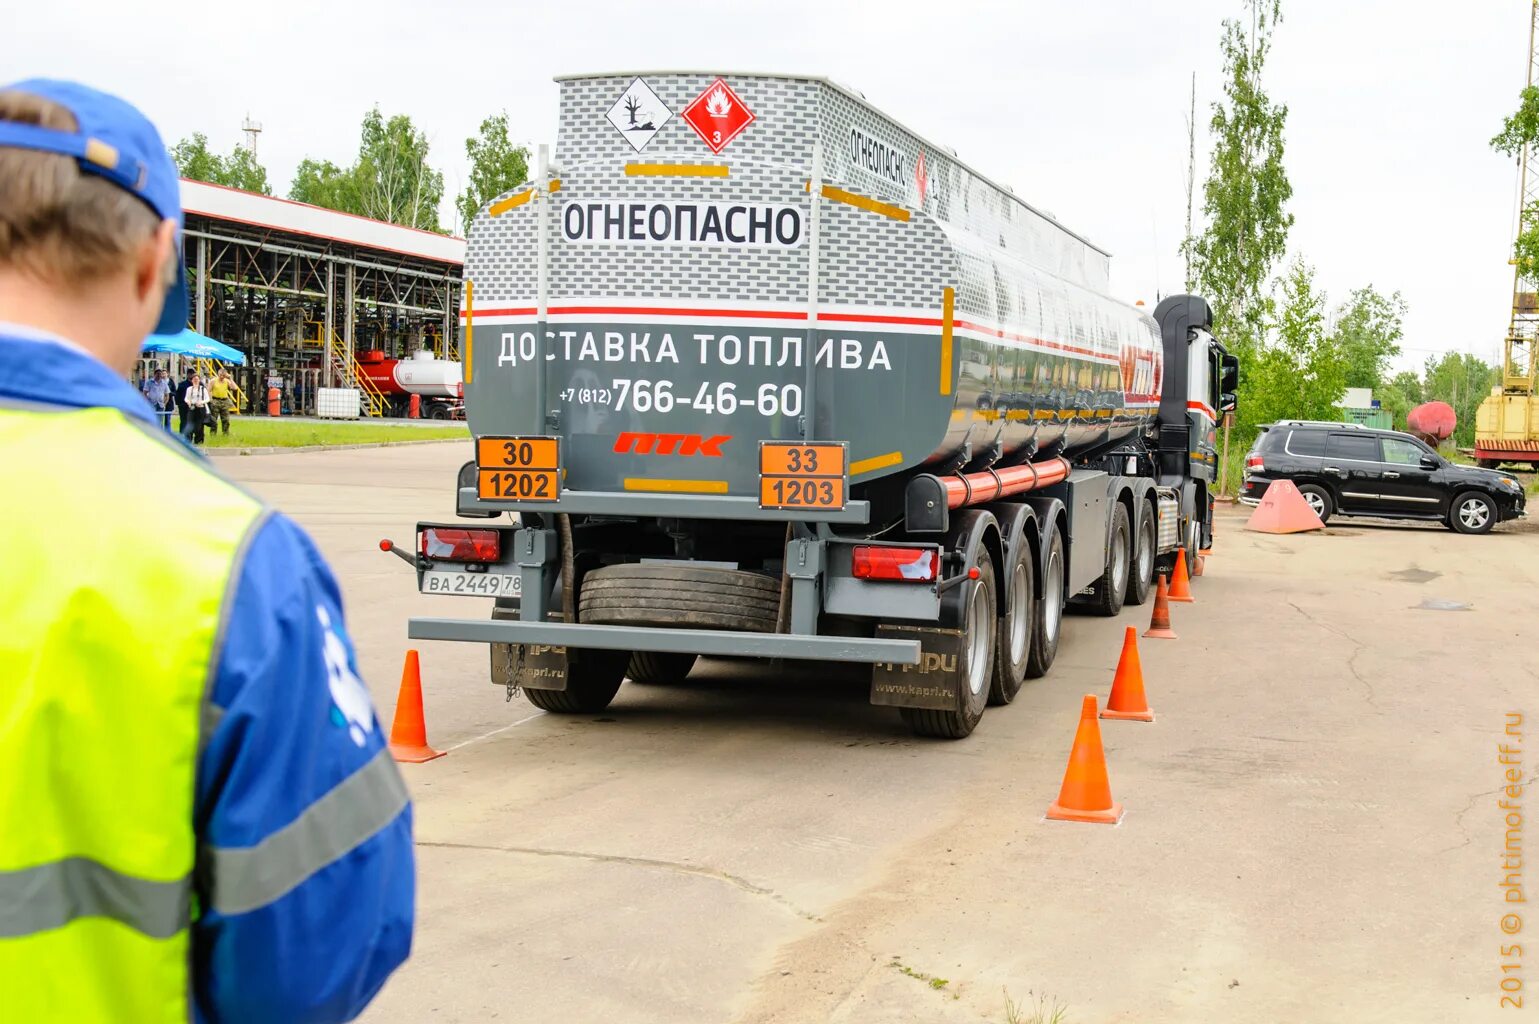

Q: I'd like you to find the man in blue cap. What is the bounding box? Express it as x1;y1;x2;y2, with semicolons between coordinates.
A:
0;80;415;1021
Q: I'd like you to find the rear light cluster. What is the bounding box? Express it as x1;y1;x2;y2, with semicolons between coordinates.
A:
1245;454;1265;471
420;527;500;563
852;545;940;583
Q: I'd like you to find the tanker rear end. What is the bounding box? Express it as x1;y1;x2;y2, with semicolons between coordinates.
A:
404;71;1234;739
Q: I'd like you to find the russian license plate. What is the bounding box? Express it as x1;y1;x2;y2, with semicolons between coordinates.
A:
420;570;521;597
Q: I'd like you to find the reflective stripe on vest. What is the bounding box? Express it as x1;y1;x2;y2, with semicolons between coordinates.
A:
0;403;263;1022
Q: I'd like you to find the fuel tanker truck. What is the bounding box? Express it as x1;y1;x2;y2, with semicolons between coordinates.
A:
391;72;1238;738
355;349;464;419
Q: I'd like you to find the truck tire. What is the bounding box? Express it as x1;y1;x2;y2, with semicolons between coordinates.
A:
1084;503;1130;616
522;649;629;713
989;535;1034;705
901;549;995;739
1025;527;1065;679
578;563;781;633
1126;502;1155;606
1448;491;1497;534
1297;484;1333;524
627;651;698;684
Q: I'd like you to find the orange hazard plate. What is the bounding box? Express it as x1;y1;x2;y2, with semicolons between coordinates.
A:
759;441;847;511
477;435;559;471
477;468;560;502
758;475;846;510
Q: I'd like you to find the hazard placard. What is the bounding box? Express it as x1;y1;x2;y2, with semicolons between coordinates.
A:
681;78;755;154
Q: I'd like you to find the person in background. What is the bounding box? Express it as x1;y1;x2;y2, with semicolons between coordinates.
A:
182;371;210;444
174;366;193;433
0;78;414;1023
140;365;173;431
208;366;234;435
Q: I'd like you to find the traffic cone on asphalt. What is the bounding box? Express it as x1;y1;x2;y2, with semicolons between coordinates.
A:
1143;575;1178;640
389;649;445;763
1101;626;1155;723
1046;695;1124;825
1168;548;1195;603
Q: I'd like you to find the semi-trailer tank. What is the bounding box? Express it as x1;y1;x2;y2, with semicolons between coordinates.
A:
397;72;1237;738
356;349;464;418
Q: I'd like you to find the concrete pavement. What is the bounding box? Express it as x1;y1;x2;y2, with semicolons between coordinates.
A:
224;442;1536;1023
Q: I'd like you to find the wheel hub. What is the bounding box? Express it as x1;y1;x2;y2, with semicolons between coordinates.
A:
1460;498;1489;530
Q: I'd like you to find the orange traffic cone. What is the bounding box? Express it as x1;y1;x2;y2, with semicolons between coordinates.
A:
389;649;445;763
1143;574;1178;640
1101;626;1155;722
1168;547;1195;603
1046;695;1124;824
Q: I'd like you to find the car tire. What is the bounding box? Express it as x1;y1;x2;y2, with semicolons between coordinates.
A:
521;649;629;713
1085;503;1130;616
901;550;995;739
1025;527;1065;679
1297;484;1334;524
626;651;698;684
1125;503;1156;607
1448;491;1497;534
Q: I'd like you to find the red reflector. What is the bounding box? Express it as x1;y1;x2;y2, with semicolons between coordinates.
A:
852;546;939;582
419;527;500;563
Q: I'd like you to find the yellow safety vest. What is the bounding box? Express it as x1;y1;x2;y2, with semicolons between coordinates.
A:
0;403;263;1021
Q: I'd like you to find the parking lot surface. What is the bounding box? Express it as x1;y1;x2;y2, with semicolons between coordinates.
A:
225;441;1535;1023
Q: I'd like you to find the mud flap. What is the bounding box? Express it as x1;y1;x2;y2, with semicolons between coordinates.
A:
490;643;571;691
869;625;966;711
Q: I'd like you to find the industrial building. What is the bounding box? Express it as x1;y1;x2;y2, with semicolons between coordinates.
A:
174;179;466;416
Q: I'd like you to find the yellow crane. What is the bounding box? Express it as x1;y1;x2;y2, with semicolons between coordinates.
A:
1476;0;1539;468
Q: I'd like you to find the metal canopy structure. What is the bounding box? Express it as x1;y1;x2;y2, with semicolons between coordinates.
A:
179;179;466;415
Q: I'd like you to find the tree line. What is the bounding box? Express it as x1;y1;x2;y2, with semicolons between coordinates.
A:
1186;0;1512;458
171;108;529;236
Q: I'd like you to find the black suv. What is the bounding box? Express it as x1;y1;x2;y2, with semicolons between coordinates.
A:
1242;421;1526;534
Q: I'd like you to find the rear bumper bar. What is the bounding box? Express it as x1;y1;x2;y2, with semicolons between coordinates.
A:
406;618;921;665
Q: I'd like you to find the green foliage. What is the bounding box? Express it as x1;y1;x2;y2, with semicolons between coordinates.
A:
1377;369;1423;429
1422;351;1500;447
1492;86;1539;278
1235;257;1344;436
1185;0;1294;359
1331;286;1405;389
1491;85;1539;157
286;107;445;232
171;132;271;195
457;112;530;234
288;158;357;211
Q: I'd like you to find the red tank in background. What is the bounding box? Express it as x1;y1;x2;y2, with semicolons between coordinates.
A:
1406;401;1456;446
355;350;463;418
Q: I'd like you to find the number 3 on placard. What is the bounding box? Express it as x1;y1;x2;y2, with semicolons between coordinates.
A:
712;130;722;145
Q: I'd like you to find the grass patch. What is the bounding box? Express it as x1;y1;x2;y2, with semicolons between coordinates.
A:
201;417;468;449
1003;988;1070;1024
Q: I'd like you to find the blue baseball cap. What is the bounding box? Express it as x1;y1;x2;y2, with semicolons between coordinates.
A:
0;78;187;336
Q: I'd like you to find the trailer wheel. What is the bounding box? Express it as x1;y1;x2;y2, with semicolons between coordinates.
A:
901;549;994;739
627;651;698;684
1025;527;1065;679
578;563;780;633
521;649;629;713
1085;503;1130;616
988;536;1034;705
1126;503;1156;606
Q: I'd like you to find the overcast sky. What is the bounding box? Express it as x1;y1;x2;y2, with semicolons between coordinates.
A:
9;0;1531;374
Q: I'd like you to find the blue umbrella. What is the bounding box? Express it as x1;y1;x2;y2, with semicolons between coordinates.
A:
142;328;247;366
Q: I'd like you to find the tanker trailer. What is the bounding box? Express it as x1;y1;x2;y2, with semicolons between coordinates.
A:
394;72;1237;738
356;349;464;418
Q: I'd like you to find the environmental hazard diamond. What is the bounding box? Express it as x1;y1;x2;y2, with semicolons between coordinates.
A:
681;78;755;154
606;77;672;153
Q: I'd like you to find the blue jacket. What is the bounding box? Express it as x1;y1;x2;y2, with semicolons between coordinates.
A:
0;330;414;1023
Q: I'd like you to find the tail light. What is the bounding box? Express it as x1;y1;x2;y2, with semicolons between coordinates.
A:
852;545;940;582
1245;454;1265;471
420;527;500;563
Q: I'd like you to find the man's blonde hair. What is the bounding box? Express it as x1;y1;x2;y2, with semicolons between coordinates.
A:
0;89;160;284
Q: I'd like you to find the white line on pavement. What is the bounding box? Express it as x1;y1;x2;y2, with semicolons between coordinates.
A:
444;710;547;751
